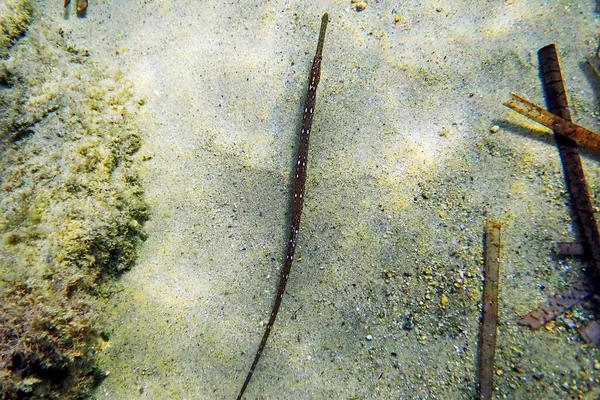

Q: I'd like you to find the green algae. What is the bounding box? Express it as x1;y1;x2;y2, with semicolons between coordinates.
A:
0;3;148;398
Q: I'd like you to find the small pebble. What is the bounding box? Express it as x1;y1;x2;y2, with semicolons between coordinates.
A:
356;2;367;11
489;125;500;133
562;317;576;329
366;334;373;341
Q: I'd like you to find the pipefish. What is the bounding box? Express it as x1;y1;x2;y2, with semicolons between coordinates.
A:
236;13;329;400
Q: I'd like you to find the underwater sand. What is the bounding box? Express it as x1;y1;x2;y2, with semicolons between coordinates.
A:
40;1;600;398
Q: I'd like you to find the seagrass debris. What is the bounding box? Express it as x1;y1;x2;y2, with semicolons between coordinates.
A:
504;93;600;151
588;56;600;78
478;221;501;400
520;244;598;329
535;44;600;276
503;91;600;327
64;0;87;14
525;241;600;331
507;44;600;333
581;321;600;346
555;242;587;257
520;278;597;329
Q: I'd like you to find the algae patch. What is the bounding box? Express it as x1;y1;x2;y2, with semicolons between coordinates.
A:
0;2;148;398
0;0;32;59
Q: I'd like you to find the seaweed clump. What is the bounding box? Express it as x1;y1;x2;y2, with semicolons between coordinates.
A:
0;2;149;398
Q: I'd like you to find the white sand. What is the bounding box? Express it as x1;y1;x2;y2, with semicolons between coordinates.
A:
45;1;600;398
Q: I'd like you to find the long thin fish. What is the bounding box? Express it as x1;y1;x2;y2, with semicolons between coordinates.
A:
236;13;329;400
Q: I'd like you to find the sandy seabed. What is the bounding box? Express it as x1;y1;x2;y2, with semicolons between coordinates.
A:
32;1;600;399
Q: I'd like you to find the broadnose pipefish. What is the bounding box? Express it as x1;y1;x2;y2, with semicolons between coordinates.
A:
236;13;328;400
